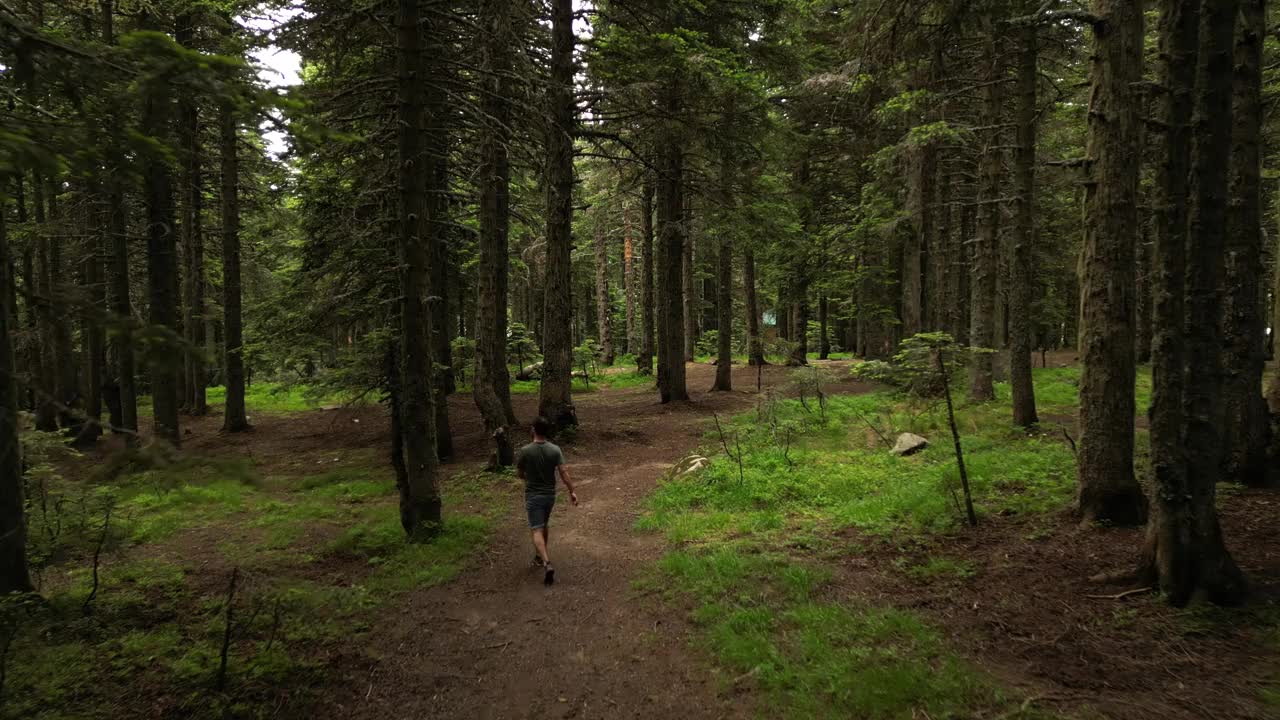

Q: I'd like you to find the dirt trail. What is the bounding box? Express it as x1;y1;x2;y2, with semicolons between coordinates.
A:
320;362;860;720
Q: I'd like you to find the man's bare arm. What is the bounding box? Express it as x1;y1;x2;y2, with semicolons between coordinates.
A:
558;465;579;505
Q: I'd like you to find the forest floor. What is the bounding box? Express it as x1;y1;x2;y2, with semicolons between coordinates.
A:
11;357;1280;719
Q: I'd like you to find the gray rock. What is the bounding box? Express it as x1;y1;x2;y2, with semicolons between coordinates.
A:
891;433;929;456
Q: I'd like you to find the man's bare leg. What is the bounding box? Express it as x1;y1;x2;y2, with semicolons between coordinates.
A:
532;529;550;566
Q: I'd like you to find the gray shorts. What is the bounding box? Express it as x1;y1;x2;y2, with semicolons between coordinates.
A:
526;494;556;529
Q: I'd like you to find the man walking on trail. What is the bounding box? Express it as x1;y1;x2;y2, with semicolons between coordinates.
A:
516;416;578;586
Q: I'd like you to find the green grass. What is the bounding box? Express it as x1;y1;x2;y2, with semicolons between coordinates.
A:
646;548;1013;720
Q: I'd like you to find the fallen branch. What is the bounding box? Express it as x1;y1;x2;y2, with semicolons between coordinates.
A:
1085;587;1153;600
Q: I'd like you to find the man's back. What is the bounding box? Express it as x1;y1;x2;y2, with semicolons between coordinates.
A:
517;441;562;496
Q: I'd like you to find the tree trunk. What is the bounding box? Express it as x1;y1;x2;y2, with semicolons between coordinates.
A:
818;296;830;360
143;71;181;447
396;0;442;538
1221;0;1270;486
473;0;518;468
428;90;454;461
637;175;655;375
1143;0;1247;605
969;21;1001;401
1076;0;1146;525
744;248;764;365
594;209;615;365
682;203;696;362
1135;218;1153;363
538;0;579;429
623;202;636;356
219;96;249;433
902;146;932;337
712;222;732;392
789;297;809;365
1009;21;1039;429
177;18;206;417
657;97;689;403
0;205;33;594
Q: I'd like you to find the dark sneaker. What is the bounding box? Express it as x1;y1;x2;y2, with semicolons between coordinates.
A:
532;554;544;568
543;565;555;586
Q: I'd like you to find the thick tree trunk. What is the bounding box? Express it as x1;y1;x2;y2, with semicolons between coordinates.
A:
969;22;1001;401
0;206;33;594
594;210;614;365
744;248;764;365
473;0;518;468
1076;0;1146;525
538;0;579;429
396;0;442;538
219;98;249;433
1221;0;1270;486
657;105;689;403
637;175;655;375
937;165;956;338
789;297;809;365
144;78;181;447
1009;22;1039;429
1143;0;1246;604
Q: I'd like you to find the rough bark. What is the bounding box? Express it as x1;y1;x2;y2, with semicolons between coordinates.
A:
682;205;696;362
473;0;518;468
744;248;764;365
593;209;615;365
1142;0;1246;605
657;103;689;402
902;146;932;337
177;18;206;417
1010;22;1039;429
219;97;249;433
637;175;655;375
1221;0;1270;486
969;21;1001;401
1076;0;1146;525
143;69;181;447
712;225;732;391
427;74;454;461
538;0;579;429
818;296;830;360
1135;218;1153;363
623;204;636;356
0;206;33;594
396;0;442;538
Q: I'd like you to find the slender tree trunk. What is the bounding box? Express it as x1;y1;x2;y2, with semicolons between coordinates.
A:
219;97;249;433
1010;21;1039;429
1221;0;1270;486
428;77;454;460
712;220;732;392
1076;0;1146;525
903;146;932;336
744;248;764;365
396;0;442;538
818;296;830;360
594;209;614;365
538;0;578;429
473;0;517;468
1135;218;1153;363
638;175;655;375
181;101;207;417
682;204;696;362
969;21;1001;401
143;71;181;446
623;203;636;356
0;205;33;594
1142;0;1246;604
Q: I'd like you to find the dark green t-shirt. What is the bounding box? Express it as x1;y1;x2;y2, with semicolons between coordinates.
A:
517;441;563;497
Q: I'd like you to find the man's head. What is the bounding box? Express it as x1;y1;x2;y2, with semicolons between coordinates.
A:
532;416;553;440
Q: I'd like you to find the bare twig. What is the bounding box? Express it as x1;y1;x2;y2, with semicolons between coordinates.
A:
82;504;113;616
1085;587;1153;600
216;568;239;691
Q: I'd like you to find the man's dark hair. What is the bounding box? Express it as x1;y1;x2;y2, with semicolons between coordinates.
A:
532;416;553;438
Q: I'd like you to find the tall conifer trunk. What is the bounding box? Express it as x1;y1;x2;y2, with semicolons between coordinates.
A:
539;0;579;429
594;209;614;365
474;0;518;467
1221;0;1270;485
219;94;249;433
657;91;689;402
0;204;32;594
969;19;1001;401
396;0;442;538
744;248;764;366
1076;0;1146;525
637;175;655;374
1009;20;1039;428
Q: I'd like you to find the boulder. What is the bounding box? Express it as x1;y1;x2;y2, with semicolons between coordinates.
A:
515;362;544;381
891;433;929;456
